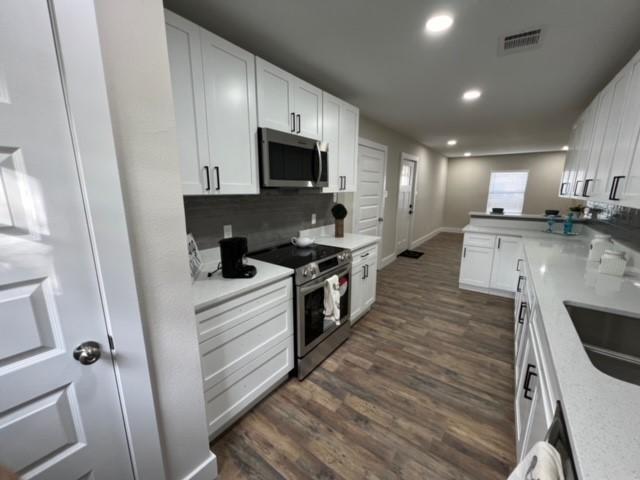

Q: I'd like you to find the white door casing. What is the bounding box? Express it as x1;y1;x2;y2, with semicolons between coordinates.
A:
396;155;417;252
0;1;134;479
353;139;387;241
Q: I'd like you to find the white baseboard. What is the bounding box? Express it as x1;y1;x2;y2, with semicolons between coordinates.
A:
438;226;463;234
184;452;218;480
380;252;396;269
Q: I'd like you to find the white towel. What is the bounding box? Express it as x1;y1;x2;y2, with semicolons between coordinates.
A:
508;441;564;480
323;274;340;324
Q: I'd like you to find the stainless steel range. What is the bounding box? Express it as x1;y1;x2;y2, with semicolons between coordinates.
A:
249;243;351;379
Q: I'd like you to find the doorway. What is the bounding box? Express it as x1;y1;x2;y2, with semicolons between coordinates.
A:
353;139;387;242
395;154;418;253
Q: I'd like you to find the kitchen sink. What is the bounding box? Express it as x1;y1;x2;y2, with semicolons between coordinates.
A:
564;302;640;387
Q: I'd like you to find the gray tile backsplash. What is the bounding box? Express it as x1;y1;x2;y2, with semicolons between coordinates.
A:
184;190;336;251
586;202;640;251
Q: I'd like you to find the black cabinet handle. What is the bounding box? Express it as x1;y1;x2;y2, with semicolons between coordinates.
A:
573;180;583;197
362;265;367;280
214;166;221;191
560;182;569;196
523;363;537;400
463;247;466;258
290;112;295;132
518;301;527;324
517;275;525;293
296;114;301;134
516;258;523;272
204;166;211;191
583;178;593;197
609;176;625;201
497;238;501;249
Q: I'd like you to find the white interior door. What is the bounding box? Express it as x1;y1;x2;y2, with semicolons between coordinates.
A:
396;158;416;252
0;2;133;478
354;142;386;237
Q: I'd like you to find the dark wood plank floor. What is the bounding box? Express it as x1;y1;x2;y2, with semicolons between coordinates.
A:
211;233;516;479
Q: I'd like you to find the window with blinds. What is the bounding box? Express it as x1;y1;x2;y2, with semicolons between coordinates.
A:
486;171;529;214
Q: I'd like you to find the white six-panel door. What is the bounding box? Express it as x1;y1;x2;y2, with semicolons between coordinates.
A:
0;2;133;478
354;143;386;237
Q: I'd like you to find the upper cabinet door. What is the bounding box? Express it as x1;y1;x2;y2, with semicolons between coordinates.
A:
293;79;322;140
338;102;359;192
582;84;615;198
256;58;295;134
322;92;341;192
201;30;259;194
165;11;209;195
590;70;631;200
613;55;640;207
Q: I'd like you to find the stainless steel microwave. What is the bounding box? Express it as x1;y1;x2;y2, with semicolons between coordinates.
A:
258;128;328;188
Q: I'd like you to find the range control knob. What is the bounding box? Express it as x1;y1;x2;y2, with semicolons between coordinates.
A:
302;267;310;277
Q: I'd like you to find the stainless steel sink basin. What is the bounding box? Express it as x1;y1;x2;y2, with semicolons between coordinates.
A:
564;302;640;386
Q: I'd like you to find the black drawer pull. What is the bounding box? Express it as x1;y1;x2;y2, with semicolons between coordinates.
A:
523;363;537;400
518;301;527;324
517;275;525;293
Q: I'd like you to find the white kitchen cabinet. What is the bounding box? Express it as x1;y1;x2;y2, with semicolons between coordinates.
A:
489;236;522;292
165;11;259;195
350;244;378;323
322;92;360;193
614;55;640;207
515;334;537;459
201;29;259;194
256;57;322;140
195;277;294;438
459;244;494;289
165;11;209;195
590;70;631;200
573;99;599;197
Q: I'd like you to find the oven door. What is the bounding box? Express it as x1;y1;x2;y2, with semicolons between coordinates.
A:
259;127;328;188
297;265;350;357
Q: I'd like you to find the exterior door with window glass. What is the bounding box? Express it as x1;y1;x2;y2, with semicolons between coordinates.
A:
396;158;416;252
486;171;529;214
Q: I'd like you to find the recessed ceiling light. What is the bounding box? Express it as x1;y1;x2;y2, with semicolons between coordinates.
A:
447;139;457;146
464;152;471;157
425;14;454;34
562;145;569;151
462;89;482;101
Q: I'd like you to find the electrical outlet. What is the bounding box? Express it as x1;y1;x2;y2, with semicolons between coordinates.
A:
223;224;232;238
311;213;317;225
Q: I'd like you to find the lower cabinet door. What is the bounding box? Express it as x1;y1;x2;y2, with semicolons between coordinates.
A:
350;264;365;323
520;383;548;460
490;236;522;291
515;334;537;458
363;257;378;310
459;245;494;288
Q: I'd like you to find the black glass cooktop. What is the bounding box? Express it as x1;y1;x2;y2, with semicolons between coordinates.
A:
249;243;344;270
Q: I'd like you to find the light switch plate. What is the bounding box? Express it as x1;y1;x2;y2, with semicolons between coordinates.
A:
311;213;317;225
223;224;232;238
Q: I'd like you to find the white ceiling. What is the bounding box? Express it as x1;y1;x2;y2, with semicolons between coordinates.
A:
164;0;640;157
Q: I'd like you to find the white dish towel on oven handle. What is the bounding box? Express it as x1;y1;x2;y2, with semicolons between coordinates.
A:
323;274;340;325
508;441;564;480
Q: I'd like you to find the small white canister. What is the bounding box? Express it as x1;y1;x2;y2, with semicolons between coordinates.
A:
588;234;613;262
599;249;627;277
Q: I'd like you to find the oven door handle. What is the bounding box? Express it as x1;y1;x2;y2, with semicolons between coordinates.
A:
299;266;351;295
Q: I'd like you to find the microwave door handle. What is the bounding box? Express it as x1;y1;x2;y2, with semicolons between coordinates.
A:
315;142;323;184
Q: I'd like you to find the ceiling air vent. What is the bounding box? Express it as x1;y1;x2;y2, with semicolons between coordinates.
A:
499;28;543;55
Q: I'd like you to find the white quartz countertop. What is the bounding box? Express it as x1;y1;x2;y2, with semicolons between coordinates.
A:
314;233;381;251
463;224;579;239
191;249;293;312
468;211;585;221
466;223;640;478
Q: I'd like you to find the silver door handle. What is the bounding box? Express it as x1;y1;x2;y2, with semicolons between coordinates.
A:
315;141;323;184
73;341;102;365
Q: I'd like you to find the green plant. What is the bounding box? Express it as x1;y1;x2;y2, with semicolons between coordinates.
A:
331;203;347;220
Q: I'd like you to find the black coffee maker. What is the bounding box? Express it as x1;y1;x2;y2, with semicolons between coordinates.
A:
219;237;257;279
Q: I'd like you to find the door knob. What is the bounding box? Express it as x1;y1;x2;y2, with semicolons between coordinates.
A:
73;341;102;365
378;217;383;222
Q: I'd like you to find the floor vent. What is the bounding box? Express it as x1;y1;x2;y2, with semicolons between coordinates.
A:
499;28;543;55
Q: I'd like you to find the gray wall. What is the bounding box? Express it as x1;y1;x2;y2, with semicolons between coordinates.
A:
185;190;335;251
94;1;214;478
339;115;448;262
444;151;575;228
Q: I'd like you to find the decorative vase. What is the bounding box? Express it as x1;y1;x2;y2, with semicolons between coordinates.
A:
335;218;344;238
